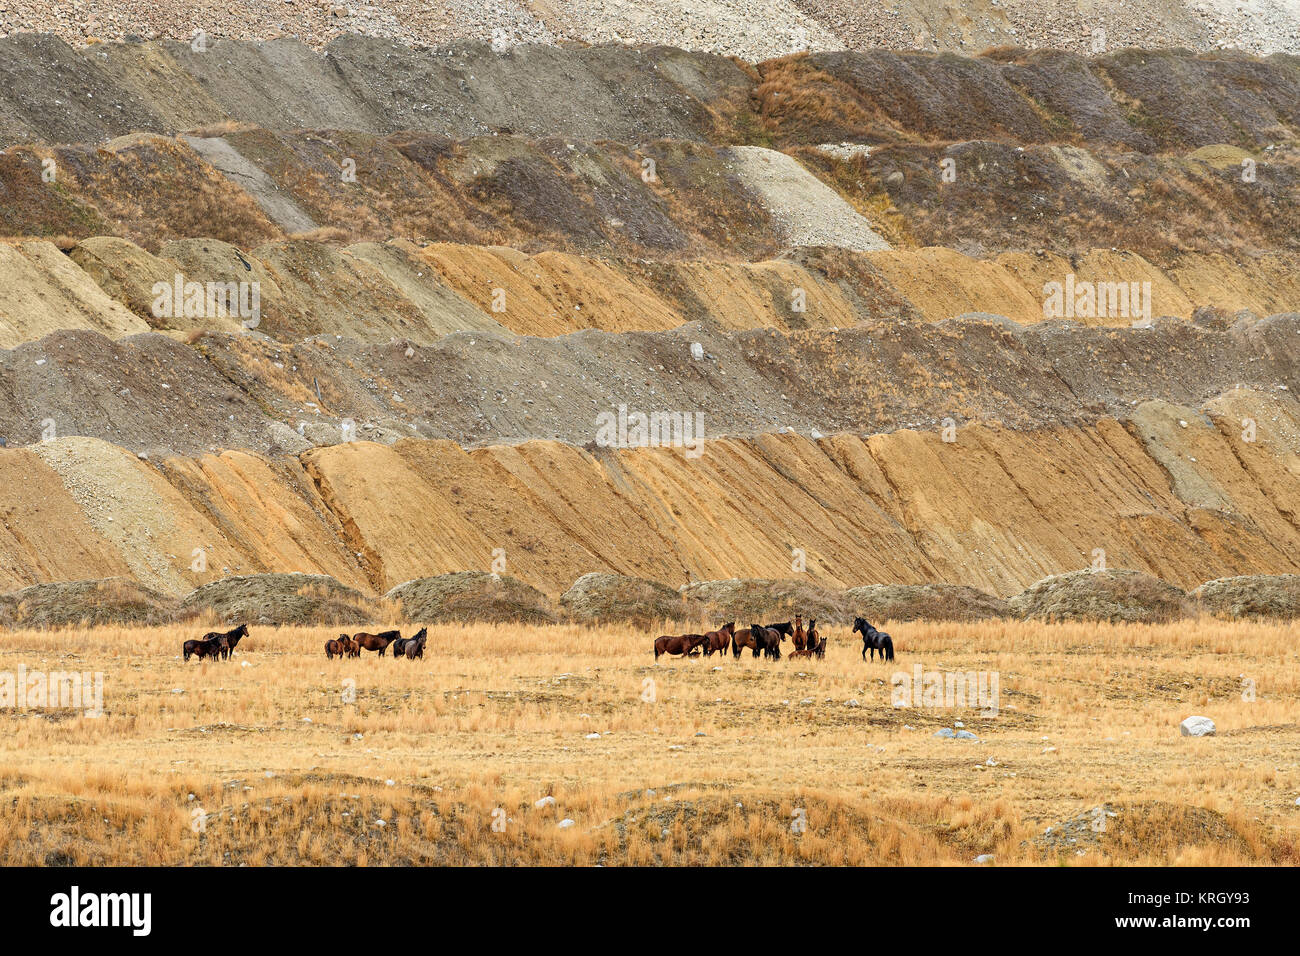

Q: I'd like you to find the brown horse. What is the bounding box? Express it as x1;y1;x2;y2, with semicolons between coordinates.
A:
182;635;222;661
701;622;735;657
325;638;343;659
792;614;807;652
731;627;760;658
653;633;707;660
336;634;359;658
353;630;401;656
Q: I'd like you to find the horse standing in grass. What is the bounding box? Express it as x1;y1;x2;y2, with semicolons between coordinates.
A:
654;633;707;660
337;634;360;658
751;624;782;660
390;636;410;659
198;623;247;661
404;627;428;660
792;615;807;652
702;622;735;657
763;621;794;644
808;619;826;659
853;617;895;662
325;638;343;659
182;636;222;662
731;627;760;658
354;630;402;656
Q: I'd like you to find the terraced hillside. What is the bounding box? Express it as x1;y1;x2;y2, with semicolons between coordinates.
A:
1;35;1297;613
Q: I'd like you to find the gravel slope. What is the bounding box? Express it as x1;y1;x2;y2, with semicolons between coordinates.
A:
1;1;1296;55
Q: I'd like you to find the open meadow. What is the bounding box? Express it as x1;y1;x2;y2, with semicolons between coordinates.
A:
0;618;1296;866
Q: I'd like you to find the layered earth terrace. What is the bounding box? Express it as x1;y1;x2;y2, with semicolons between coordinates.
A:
0;35;1297;603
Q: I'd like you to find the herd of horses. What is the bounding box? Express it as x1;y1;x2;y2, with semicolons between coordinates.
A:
180;617;896;666
181;624;429;662
181;623;249;662
653;616;897;663
326;627;428;660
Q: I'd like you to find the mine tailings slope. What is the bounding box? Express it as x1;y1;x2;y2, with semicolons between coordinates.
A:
1;387;1297;598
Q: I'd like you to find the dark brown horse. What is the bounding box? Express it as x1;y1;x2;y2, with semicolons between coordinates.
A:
653;633;707;660
404;627;428;660
807;619;826;659
182;636;221;662
751;624;782;660
731;627;760;658
198;624;246;660
763;621;794;643
792;614;807;652
354;630;402;656
390;636;410;659
325;638;343;659
336;634;359;658
701;622;735;657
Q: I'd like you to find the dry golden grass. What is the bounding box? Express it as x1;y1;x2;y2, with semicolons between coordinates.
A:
0;618;1296;866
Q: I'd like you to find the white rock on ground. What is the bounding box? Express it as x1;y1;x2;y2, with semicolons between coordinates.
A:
1180;716;1217;737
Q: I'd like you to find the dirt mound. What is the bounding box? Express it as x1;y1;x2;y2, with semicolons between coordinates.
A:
1029;801;1253;861
559;572;704;625
1009;569;1192;623
1192;575;1300;620
680;578;855;625
843;584;1010;622
0;577;177;629
385;572;556;625
177;573;377;626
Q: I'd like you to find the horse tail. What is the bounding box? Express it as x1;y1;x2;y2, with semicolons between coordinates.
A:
885;636;894;661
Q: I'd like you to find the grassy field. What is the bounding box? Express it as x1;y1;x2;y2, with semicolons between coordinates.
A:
0;618;1296;866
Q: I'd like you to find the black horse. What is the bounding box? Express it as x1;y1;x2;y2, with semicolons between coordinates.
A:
763;621;794;643
853;617;894;662
194;623;248;661
751;624;783;660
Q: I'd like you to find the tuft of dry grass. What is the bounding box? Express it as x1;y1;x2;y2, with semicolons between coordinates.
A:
0;618;1295;865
